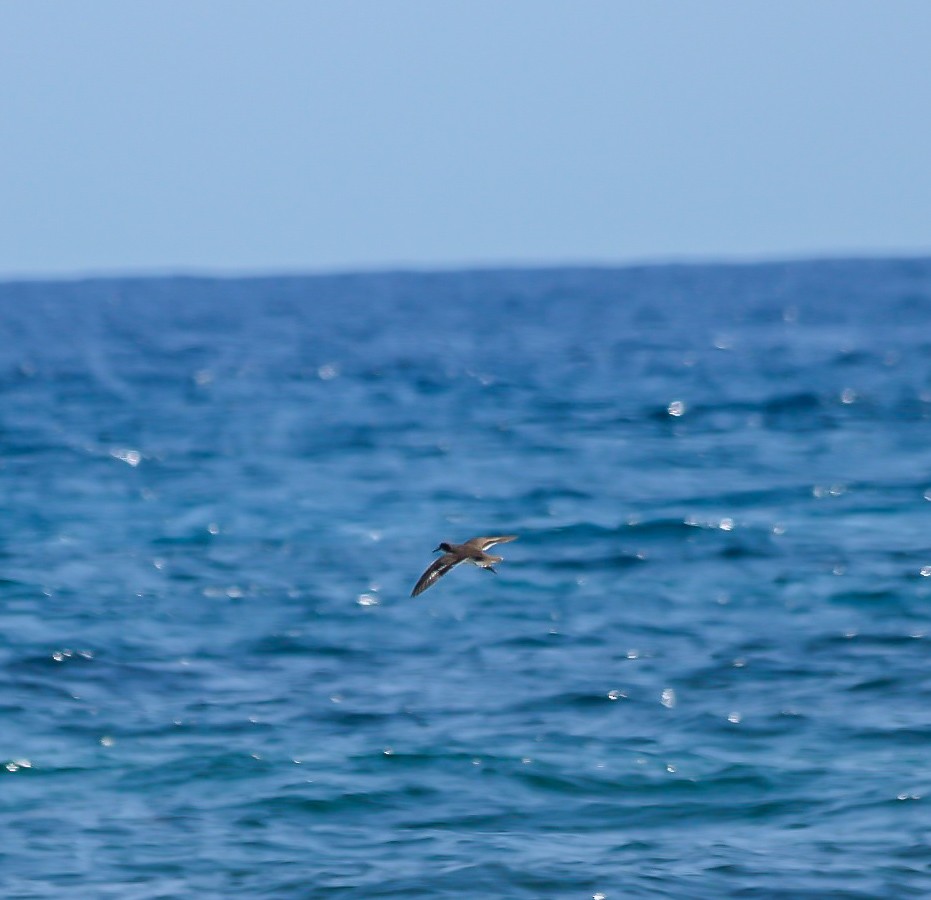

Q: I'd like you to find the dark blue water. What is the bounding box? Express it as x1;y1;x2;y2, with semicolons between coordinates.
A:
3;260;931;898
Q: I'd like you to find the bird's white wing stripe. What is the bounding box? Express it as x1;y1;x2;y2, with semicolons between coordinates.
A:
477;535;518;550
411;555;460;597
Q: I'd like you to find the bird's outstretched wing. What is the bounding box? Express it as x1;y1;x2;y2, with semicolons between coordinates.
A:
470;535;518;551
411;554;461;597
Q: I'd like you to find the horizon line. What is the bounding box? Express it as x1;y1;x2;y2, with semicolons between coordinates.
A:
2;249;930;286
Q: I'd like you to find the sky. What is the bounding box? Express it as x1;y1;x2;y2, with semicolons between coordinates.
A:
2;1;930;278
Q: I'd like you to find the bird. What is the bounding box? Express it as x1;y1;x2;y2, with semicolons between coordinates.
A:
410;535;518;597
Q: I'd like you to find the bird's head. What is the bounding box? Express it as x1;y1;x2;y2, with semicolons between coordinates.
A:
434;542;453;553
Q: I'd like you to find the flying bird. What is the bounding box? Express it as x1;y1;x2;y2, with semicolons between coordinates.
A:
410;535;518;597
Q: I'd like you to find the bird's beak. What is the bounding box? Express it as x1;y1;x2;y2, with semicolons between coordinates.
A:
432;545;443;552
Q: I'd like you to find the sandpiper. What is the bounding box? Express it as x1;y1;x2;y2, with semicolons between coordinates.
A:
410;535;518;597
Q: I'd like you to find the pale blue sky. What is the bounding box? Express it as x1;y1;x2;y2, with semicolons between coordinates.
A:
2;1;930;278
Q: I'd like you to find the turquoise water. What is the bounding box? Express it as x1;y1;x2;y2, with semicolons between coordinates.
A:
2;261;931;898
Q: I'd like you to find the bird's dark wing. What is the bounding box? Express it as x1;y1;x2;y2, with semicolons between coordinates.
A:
469;535;518;551
411;553;461;597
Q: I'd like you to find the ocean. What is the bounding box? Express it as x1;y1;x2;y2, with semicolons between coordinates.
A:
2;259;931;898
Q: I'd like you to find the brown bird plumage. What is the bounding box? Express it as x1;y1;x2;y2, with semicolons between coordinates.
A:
410;535;518;597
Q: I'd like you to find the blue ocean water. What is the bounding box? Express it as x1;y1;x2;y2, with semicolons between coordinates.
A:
2;260;931;898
